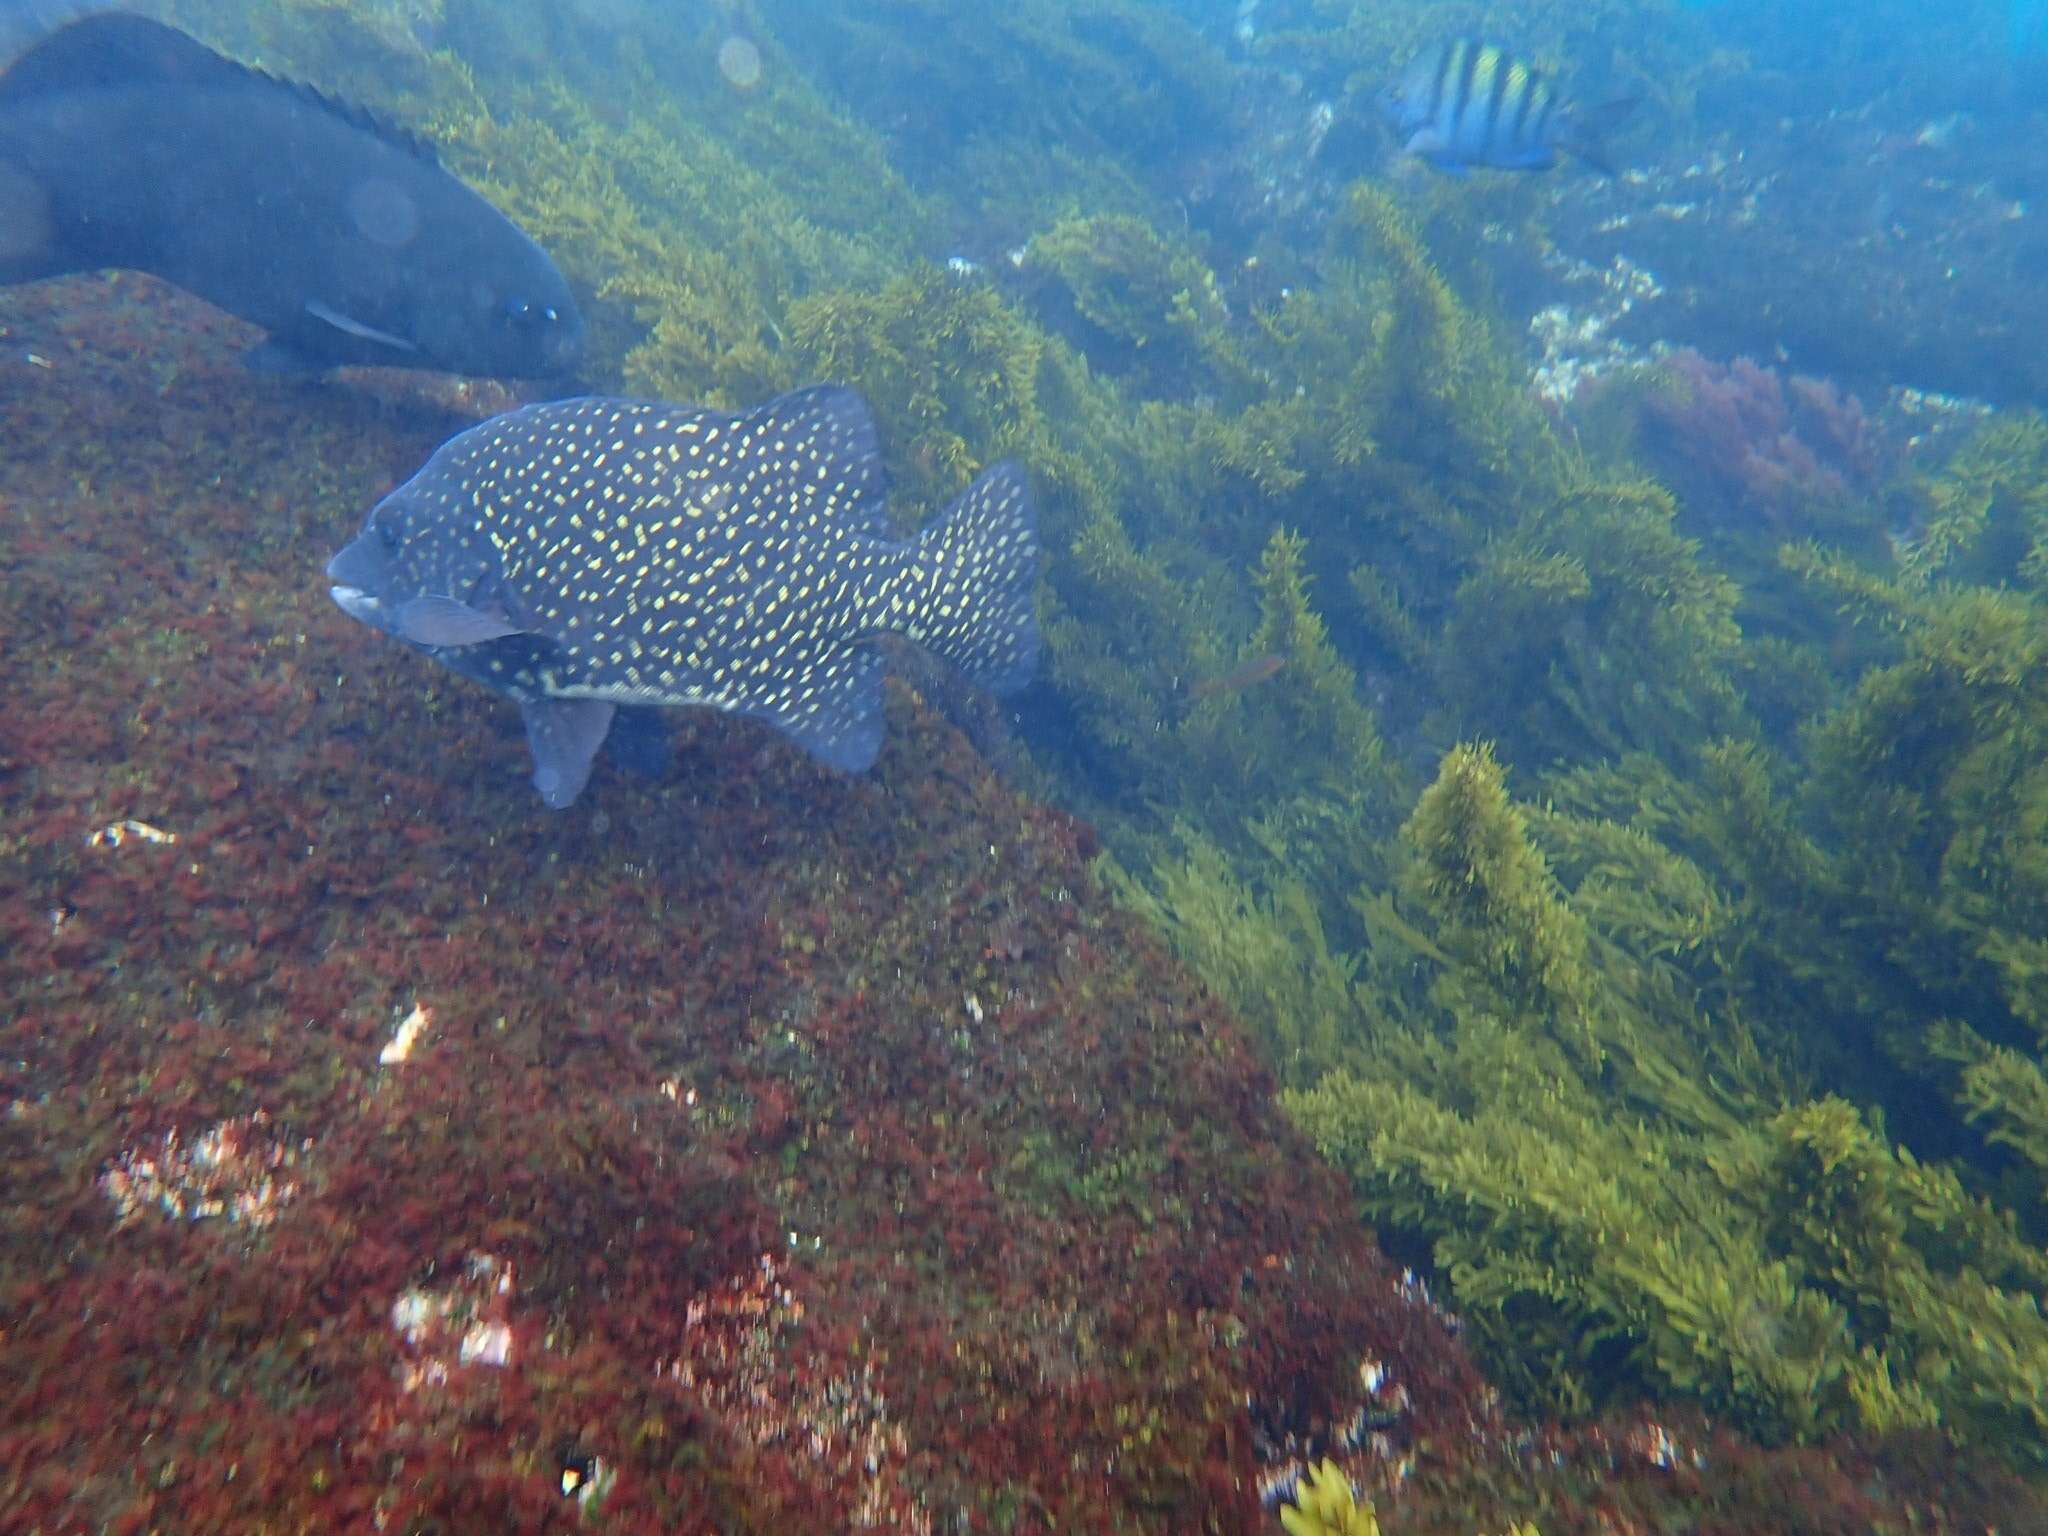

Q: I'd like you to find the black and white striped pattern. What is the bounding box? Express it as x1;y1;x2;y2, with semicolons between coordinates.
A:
1384;39;1566;173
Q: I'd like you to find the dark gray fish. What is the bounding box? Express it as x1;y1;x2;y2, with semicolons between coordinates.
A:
326;385;1039;807
0;12;582;375
1382;40;1627;176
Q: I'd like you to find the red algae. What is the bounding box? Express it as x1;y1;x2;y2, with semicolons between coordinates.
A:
1;275;2042;1535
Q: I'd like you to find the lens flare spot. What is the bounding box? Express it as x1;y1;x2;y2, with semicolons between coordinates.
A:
717;36;762;89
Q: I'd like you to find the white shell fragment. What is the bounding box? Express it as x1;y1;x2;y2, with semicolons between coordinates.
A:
379;1003;433;1065
87;818;178;849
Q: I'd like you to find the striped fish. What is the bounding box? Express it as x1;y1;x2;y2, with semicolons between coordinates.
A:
1382;40;1620;176
326;386;1039;808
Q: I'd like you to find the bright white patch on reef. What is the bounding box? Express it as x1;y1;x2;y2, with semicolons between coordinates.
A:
86;818;178;849
460;1321;514;1367
392;1253;518;1389
565;1455;613;1508
100;1113;306;1231
379;1003;432;1065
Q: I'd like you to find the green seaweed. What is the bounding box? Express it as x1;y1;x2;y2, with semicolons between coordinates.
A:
1104;831;1360;1090
1023;214;1252;401
1895;413;2048;587
1285;745;2048;1456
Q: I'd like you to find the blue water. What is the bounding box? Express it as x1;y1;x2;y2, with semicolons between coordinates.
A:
2016;0;2048;53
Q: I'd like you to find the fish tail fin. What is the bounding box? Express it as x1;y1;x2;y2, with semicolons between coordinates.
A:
896;460;1040;694
1559;95;1637;176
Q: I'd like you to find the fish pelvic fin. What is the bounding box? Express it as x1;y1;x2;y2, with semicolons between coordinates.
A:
889;460;1039;696
521;696;615;808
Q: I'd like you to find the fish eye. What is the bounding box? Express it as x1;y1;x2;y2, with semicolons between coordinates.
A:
376;515;403;552
503;298;564;331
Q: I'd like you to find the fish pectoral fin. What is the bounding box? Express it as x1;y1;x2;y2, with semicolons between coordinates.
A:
303;298;419;354
392;595;528;646
521;697;616;809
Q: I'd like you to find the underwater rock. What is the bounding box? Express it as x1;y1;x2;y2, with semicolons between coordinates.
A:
0;270;1483;1533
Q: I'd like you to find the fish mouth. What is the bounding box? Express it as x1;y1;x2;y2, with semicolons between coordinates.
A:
328;584;385;627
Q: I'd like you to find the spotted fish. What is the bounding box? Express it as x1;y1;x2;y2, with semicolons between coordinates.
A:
326;385;1039;807
0;11;581;375
1382;40;1628;176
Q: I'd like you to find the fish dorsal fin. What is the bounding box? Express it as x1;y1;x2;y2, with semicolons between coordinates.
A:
280;78;441;166
0;13;441;165
737;385;893;537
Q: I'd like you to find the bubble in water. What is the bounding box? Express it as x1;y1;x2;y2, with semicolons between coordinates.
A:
717;36;761;89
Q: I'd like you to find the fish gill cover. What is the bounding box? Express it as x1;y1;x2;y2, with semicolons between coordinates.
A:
5;0;2048;1529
